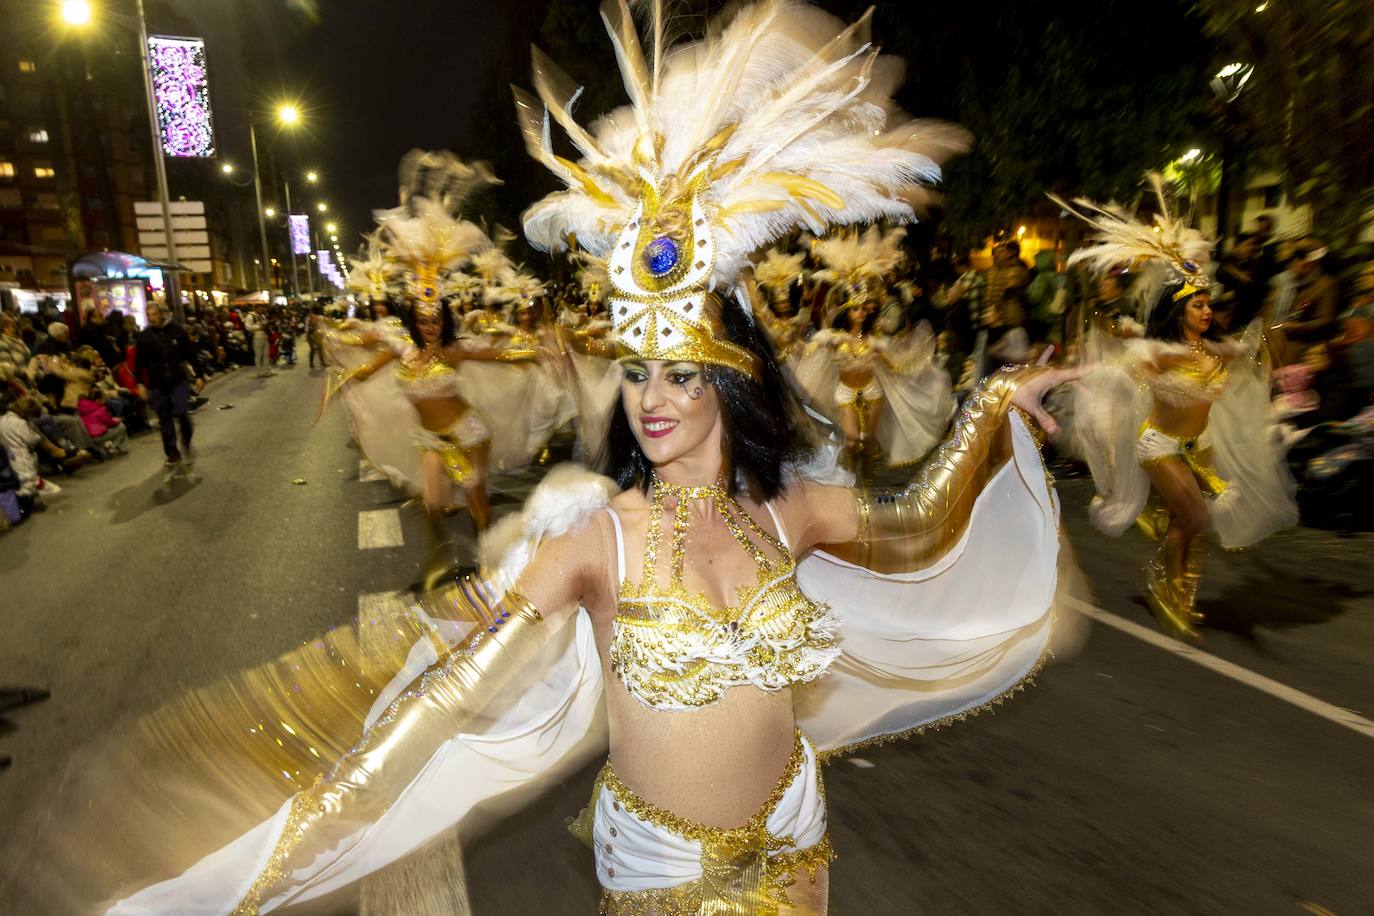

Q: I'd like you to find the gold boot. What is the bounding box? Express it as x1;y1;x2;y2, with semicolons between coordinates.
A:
1143;553;1201;643
418;512;458;593
1178;541;1206;625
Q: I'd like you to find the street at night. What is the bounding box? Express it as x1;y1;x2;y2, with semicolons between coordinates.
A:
4;0;1374;913
2;362;1371;914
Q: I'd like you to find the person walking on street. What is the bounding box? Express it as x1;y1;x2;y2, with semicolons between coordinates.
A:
136;302;202;467
244;306;272;377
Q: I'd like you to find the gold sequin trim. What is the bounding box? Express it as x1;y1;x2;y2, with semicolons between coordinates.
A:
593;731;834;915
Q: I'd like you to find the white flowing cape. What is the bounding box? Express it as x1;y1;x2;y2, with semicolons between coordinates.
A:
110;414;1060;914
793;325;956;465
1071;322;1297;548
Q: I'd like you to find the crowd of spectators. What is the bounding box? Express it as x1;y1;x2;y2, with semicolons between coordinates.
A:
0;300;307;529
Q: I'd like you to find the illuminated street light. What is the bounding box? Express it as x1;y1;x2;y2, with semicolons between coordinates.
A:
221;162;234;174
306;171;319;183
1016;225;1027;238
1178;148;1202;164
60;0;92;25
277;104;301;126
325;222;337;234
316;202;328;213
264;207;276;218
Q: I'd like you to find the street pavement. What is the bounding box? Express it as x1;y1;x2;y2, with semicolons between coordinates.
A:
1;353;1371;915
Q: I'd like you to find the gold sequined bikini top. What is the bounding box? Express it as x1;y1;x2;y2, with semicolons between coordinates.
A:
832;333;885;372
394;347;462;401
1152;346;1229;407
608;479;839;711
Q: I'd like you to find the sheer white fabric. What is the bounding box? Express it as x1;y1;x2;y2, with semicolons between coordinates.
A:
109;416;1059;913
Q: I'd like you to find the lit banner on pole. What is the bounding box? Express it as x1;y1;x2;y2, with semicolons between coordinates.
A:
289;215;311;255
148;36;216;158
317;250;333;271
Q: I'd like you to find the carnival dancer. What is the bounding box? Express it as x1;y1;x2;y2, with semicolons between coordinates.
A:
793;226;955;472
100;5;1079;914
330;151;511;587
1057;176;1297;641
749;247;812;362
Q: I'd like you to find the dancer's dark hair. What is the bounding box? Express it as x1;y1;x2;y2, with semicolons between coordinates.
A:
603;293;811;501
402;299;457;347
1147;285;1223;342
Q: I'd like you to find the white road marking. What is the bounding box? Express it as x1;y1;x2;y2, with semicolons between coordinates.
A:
358;508;404;549
1068;599;1374;740
359;459;387;483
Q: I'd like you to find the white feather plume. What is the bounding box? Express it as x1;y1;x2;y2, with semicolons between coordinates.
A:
753;247;805;292
1050;173;1213;323
518;0;967;291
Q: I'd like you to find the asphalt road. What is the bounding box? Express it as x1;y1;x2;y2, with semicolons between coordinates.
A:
2;355;1371;915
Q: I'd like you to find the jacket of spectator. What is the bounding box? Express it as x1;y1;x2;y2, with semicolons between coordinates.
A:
135;320;197;390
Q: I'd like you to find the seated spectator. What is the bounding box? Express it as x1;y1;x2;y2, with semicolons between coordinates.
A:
35;321;72;358
0;396;86;508
0;315;31;370
76;393;128;456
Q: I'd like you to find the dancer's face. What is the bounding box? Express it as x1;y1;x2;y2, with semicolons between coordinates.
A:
415;308;442;344
1182;293;1212;336
621;360;724;468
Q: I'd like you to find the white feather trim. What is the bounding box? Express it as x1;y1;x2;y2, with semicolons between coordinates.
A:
478;463;618;584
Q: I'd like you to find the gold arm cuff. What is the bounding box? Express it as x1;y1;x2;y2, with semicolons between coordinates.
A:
850;366;1050;573
232;586;545;914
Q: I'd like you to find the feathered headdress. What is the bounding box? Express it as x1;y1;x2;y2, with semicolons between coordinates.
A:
371;150;501;314
1050;173;1213;324
515;0;968;377
488;265;549;318
346;233;392;302
571;250;611;305
811;224;906;303
753;248;806;301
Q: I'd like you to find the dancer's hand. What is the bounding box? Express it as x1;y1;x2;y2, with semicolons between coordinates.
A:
1009;366;1083;441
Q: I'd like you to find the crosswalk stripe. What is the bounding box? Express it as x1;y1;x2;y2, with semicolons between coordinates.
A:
358;508;404;549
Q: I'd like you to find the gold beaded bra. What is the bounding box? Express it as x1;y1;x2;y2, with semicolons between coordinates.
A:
393;348;462;401
608;479;840;711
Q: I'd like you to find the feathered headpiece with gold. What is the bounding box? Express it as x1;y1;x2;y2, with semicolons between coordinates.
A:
811;224;906;304
515;0;968;377
371;150;501;314
753;248;806;302
571;250;611;305
1051;173;1213;324
346;233;391;302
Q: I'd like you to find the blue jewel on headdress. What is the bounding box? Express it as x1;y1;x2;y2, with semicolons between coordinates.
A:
1182;260;1198;272
424;287;436;299
642;237;680;277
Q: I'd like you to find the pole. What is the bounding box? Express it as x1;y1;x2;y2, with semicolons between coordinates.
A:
249;122;271;292
284;179;300;300
1217;102;1234;248
135;0;181;324
305;220;316;298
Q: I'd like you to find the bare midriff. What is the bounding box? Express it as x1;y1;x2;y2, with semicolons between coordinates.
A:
837;366;875;389
597;621;799;829
412;395;472;431
1147;399;1211;440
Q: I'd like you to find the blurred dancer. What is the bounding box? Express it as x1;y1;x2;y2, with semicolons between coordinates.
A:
1060;177;1297;641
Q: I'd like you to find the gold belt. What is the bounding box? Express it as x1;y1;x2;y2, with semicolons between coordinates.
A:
573;730;833;916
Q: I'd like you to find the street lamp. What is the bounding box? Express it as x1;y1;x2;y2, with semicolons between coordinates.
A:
264;207;276;218
1210;62;1254;245
248;104;302;291
59;1;92;25
316;202;328;213
325;222;337;235
306;171;319;183
58;0;186;322
220;162;234;174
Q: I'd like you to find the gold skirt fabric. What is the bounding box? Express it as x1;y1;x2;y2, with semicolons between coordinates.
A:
413;410;491;486
569;730;833;916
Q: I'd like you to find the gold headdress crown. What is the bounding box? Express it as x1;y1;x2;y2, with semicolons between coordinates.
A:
607;161;759;377
516;0;968;379
1051;173;1213;322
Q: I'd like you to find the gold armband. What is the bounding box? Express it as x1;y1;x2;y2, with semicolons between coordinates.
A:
853;366;1049;572
233;585;545;914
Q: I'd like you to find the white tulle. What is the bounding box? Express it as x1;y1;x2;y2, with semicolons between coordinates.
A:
1071;324;1298;548
792;326;955;465
110;417;1058;914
